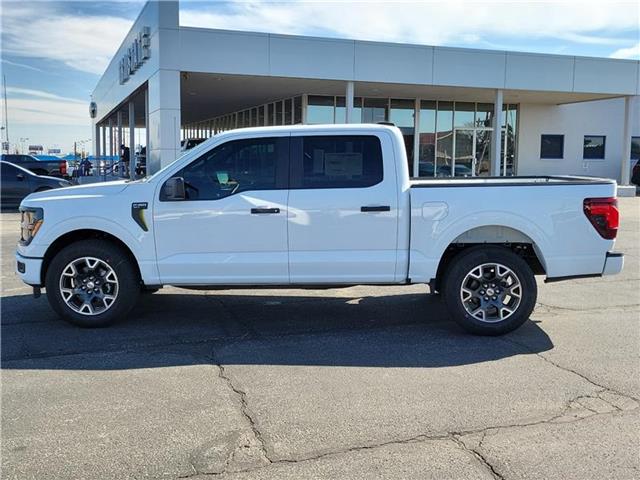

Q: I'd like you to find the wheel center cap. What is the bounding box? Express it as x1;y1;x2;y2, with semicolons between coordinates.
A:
86;281;95;289
486;287;495;296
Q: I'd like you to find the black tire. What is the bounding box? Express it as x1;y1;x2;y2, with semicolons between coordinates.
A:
442;246;537;336
45;239;140;327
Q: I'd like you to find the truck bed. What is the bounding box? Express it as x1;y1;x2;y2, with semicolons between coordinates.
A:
410;175;615;188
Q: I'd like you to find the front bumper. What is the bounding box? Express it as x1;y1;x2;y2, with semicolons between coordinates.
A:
16;253;43;286
602;252;624;276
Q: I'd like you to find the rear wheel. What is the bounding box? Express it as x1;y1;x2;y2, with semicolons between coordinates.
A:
45;240;140;327
442;246;537;335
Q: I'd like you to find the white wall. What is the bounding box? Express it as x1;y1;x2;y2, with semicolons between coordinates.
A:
517;97;640;181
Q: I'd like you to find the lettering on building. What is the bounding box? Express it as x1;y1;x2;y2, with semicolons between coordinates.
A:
119;27;151;85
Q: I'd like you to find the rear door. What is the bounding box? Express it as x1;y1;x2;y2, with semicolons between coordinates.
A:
287;131;399;283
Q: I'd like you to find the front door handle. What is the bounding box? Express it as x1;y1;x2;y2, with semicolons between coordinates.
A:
251;207;280;214
361;205;390;212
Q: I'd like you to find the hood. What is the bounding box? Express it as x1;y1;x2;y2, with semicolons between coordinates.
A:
22;180;130;204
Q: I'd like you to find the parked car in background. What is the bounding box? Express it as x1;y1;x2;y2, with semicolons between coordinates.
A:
1;154;69;178
16;125;623;335
1;161;72;209
180;138;206;151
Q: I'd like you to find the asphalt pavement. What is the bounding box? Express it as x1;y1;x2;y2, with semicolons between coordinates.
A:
1;198;639;479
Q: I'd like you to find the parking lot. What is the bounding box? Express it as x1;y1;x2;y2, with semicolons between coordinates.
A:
1;197;638;479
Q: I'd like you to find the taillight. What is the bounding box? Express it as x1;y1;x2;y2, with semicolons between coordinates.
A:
59;161;67;175
583;197;619;240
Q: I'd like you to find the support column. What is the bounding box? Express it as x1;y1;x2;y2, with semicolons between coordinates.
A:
101;125;106;159
345;81;354;124
108;118;114;157
147;69;181;173
620;96;635;185
94;124;101;158
129;101;136;179
490;89;504;176
145;87;150;176
117;111;123;157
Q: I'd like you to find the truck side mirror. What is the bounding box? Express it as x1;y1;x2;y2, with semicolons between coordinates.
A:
162;177;186;201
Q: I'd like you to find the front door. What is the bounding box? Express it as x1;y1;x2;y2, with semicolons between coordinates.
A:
153;136;290;285
287;132;399;284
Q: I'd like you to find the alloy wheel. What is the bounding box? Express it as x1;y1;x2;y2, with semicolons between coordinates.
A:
59;256;119;316
459;262;522;323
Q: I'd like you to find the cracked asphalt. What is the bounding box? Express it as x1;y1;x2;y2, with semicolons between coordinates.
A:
1;197;639;480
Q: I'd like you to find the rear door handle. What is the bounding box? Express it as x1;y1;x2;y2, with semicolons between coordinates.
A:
251;207;280;214
361;205;390;212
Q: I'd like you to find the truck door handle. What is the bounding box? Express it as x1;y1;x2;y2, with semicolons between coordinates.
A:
361;205;390;212
251;207;280;214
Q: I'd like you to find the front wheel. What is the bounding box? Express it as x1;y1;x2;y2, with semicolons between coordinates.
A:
442;246;537;336
45;240;140;327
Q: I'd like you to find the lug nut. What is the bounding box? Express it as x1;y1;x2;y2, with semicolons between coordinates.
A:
484;296;489;301
492;296;497;300
480;290;485;294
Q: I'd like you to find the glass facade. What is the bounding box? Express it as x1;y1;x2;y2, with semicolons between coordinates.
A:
184;94;519;178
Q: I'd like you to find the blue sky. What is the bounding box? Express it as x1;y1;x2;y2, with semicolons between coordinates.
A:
1;0;639;154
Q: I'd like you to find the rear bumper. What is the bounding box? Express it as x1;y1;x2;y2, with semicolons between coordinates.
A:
602;252;624;276
16;252;43;286
544;251;623;283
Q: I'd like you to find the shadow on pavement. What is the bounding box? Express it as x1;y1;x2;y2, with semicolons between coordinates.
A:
1;291;553;370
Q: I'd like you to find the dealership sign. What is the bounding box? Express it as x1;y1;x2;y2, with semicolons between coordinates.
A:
48;148;61;154
28;145;43;152
119;26;150;85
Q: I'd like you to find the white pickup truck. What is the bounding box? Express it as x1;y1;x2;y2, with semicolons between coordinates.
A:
16;124;623;335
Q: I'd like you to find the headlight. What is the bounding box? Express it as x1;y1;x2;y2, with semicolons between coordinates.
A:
20;207;44;246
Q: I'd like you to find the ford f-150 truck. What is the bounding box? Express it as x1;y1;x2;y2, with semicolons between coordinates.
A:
16;125;623;335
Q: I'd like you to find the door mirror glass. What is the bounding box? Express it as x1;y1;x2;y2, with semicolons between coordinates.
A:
162;177;186;201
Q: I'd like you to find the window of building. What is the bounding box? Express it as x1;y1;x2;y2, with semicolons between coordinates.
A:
632;136;640;160
476;103;493;128
583;135;605;160
294;96;303;124
362;98;388;123
436;101;454;173
284;99;292;125
453;102;475;128
299;135;383;189
418;100;436;177
390;99;415;173
178;138;285;201
540;134;564;159
307;95;334;124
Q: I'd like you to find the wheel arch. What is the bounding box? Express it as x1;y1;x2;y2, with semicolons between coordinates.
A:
41;229;142;286
432;224;547;293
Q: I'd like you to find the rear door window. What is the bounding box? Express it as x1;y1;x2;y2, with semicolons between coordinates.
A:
293;135;383;189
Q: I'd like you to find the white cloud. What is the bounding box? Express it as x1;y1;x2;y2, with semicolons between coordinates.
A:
610;42;640;60
5;88;88;126
1;3;132;75
6;87;85;104
180;0;639;49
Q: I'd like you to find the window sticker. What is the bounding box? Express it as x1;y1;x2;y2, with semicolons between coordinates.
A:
324;153;363;178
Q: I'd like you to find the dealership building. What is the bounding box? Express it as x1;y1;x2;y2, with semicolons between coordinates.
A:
91;0;640;194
